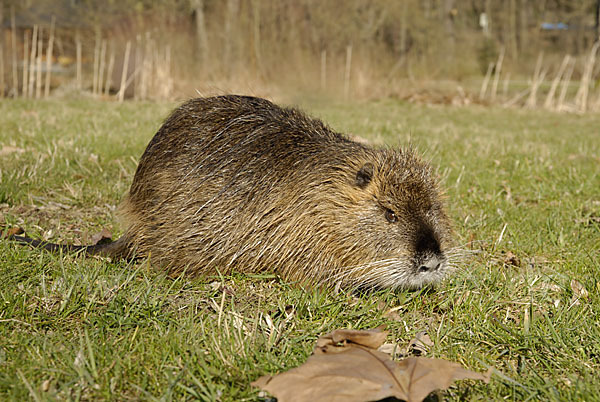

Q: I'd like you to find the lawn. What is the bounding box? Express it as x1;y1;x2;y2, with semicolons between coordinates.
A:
1;96;599;400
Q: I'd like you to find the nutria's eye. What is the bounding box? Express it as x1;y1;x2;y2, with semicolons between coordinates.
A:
385;209;398;223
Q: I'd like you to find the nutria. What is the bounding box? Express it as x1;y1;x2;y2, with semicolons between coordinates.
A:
10;95;453;289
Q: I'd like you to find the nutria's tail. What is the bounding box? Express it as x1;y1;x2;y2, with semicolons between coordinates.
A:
7;234;133;260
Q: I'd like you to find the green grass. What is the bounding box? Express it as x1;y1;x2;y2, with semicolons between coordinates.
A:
1;97;599;400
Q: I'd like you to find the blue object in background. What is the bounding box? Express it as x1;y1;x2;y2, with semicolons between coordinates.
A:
541;22;569;30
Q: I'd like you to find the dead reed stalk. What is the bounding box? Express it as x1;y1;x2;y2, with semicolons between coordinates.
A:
22;31;29;97
344;44;352;99
0;42;4;97
97;39;107;96
28;25;38;98
557;57;575;112
117;41;131;102
92;30;101;95
592;88;600;112
526;52;544;108
35;33;43;98
134;34;142;99
504;87;530;107
321;50;327;90
574;41;600;113
162;45;173;99
104;45;115;95
479;62;493;99
140;32;152;100
502;73;511;97
154;45;173;100
491;47;505;101
119;66;142;101
44;16;56;98
76;32;82;90
10;6;18;96
544;54;571;110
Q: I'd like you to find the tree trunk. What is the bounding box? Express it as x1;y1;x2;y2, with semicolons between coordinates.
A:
509;0;518;57
191;0;208;65
0;1;3;48
0;1;3;97
485;0;492;35
223;0;240;77
596;0;600;42
443;0;456;52
252;0;261;74
400;0;408;55
519;0;528;55
11;6;18;96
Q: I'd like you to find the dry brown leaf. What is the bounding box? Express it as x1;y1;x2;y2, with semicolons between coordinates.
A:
2;227;24;238
570;279;589;306
253;328;490;402
503;251;521;267
315;327;389;350
382;304;404;321
89;228;113;245
393;357;491;402
378;343;398;355
407;331;434;356
383;309;403;321
41;379;51;392
570;279;589;299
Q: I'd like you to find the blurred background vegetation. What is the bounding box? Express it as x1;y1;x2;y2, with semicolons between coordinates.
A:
1;0;599;105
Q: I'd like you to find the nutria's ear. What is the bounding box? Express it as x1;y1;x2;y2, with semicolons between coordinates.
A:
355;163;374;188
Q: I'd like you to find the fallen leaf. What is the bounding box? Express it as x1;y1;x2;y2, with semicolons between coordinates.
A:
315;327;389;350
570;279;589;306
407;331;433;356
253;328;490;402
503;251;521;267
2;227;24;238
89;228;113;245
383;305;404;321
42;379;51;392
570;279;588;299
393;357;491;402
378;343;398;355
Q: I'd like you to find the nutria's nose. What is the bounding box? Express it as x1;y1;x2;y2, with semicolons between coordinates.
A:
418;259;441;273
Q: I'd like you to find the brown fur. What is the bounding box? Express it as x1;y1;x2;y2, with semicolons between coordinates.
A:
112;95;453;289
11;95;454;289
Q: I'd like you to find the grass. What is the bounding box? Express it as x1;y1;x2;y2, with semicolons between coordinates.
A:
1;96;599;400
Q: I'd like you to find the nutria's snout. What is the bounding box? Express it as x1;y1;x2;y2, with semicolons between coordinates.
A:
417;255;445;273
413;226;447;274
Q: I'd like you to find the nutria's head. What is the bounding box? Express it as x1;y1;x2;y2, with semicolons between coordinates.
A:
328;148;453;290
